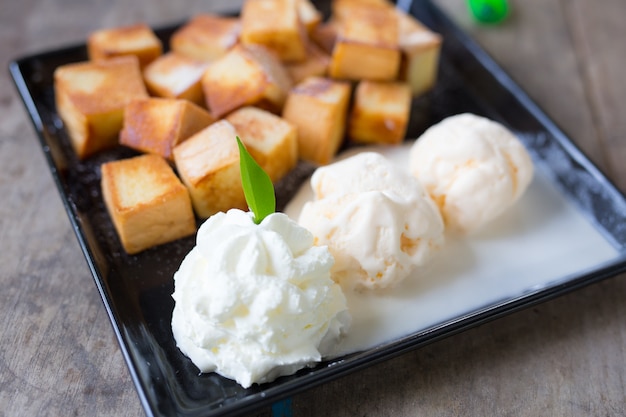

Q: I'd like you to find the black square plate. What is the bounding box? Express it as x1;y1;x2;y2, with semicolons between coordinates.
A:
10;1;626;416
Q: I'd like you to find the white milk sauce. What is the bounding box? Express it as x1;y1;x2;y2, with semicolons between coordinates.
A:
284;143;619;356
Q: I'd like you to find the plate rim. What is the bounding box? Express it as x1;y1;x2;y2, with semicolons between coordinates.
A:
9;1;626;416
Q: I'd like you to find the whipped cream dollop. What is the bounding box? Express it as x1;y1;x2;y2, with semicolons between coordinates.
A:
409;113;534;234
171;209;350;388
298;152;445;291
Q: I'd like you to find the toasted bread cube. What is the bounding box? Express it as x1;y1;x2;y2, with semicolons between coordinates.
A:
397;10;442;96
87;23;162;69
54;56;149;159
298;0;322;34
282;77;351;165
173;120;246;218
331;0;394;19
101;154;196;254
143;52;210;106
170;14;240;62
226;107;298;182
310;20;338;54
285;41;330;83
348;80;411;145
120;98;215;161
328;2;400;81
240;0;308;62
201;44;292;118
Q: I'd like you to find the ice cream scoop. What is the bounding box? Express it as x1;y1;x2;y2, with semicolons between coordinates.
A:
409;113;534;234
299;152;445;291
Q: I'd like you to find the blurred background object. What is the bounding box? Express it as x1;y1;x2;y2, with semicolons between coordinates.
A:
467;0;509;23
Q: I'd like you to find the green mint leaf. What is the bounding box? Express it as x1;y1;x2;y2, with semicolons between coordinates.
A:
237;136;276;224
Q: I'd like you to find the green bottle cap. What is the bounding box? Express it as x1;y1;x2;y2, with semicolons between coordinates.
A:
467;0;509;24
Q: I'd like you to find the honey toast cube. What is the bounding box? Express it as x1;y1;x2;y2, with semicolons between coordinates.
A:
330;0;393;17
397;10;442;96
120;97;215;161
173;120;247;218
87;23;162;69
54;55;149;159
282;76;351;165
240;0;308;62
170;14;241;62
298;0;323;34
348;80;411;145
201;44;293;118
143;52;210;106
310;21;338;54
226;106;298;182
285;41;330;84
328;1;401;81
101;154;196;254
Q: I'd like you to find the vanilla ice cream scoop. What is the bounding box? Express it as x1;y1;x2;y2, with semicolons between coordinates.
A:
171;209;350;388
299;152;445;291
409;113;533;234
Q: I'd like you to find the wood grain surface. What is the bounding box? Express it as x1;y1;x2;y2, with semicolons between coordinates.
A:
1;0;625;416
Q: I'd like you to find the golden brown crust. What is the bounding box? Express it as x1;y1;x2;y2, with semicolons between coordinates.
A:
173;120;247;218
53;56;148;159
348;80;411;145
87;23;162;68
285;41;330;84
143;52;210;106
226;106;298;182
328;1;400;81
240;0;309;62
119;97;215;161
297;0;323;34
396;9;442;96
201;44;292;118
101;154;196;254
170;14;241;62
282;76;351;165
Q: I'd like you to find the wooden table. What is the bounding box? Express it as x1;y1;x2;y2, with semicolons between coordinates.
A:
2;0;625;415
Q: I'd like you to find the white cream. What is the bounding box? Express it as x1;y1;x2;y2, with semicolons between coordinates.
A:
298;152;445;291
409;113;534;234
285;144;618;356
171;210;350;388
